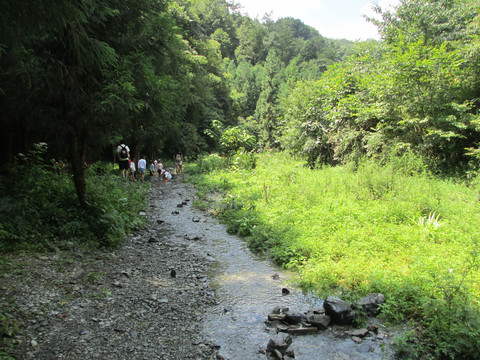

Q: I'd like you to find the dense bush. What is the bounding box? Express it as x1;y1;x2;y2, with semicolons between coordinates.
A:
185;153;228;175
0;144;148;252
0;300;17;359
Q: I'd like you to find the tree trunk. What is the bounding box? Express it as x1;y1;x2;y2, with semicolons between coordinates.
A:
70;135;92;213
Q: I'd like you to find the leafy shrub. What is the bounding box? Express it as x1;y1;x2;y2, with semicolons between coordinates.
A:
230;150;257;171
85;167;148;247
0;143;148;251
0;302;19;359
220;126;256;155
394;296;480;359
186;153;228;175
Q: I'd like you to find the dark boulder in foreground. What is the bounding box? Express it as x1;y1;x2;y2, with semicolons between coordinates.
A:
266;333;295;359
323;296;358;325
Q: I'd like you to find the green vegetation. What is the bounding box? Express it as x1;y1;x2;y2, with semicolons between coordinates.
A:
0;143;148;357
0;143;149;252
1;0;480;358
2;0;479;209
0;0;351;212
0;303;18;360
186;151;480;359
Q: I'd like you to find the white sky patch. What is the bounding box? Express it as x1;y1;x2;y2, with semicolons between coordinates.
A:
236;0;400;41
237;0;326;20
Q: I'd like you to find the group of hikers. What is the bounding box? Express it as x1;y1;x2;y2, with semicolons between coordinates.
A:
116;142;183;182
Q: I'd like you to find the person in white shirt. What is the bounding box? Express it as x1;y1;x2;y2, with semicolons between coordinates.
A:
138;156;146;182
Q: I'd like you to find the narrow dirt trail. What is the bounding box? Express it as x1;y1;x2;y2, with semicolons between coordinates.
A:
2;180;219;360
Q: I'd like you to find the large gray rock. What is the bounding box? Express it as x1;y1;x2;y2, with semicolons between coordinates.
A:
323;296;357;325
266;332;293;353
305;312;331;329
355;293;385;316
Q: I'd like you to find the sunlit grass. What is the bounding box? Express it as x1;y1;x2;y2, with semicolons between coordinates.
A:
187;152;480;307
185;151;480;356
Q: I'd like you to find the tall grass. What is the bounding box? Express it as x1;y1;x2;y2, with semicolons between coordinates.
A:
186;151;480;359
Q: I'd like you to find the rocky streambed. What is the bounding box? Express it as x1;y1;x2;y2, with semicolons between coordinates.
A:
1;181;219;359
1;179;398;359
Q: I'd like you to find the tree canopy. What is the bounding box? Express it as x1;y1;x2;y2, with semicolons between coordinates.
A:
1;0;479;208
281;0;480;172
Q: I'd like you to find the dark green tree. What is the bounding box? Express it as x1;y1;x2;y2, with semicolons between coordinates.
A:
255;50;284;148
234;17;267;64
0;0;198;209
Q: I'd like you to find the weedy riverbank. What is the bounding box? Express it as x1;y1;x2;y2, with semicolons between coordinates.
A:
186;151;480;359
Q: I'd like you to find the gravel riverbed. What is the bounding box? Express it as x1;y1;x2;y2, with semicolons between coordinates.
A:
1;180;221;360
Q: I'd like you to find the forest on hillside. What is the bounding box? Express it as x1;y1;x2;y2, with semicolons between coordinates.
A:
0;0;358;209
0;0;479;210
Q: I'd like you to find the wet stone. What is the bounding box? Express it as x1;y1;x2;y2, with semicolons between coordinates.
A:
266;332;293;353
273;349;283;359
324;296;357;325
284;311;303;325
305;312;331;329
348;328;370;338
285;326;318;335
355;293;386;317
352;336;363;344
268;313;286;321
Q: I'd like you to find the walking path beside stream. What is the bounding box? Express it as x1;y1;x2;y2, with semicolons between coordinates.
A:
2;178;396;359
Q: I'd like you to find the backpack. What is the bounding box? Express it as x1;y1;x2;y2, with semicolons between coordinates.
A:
120;145;128;159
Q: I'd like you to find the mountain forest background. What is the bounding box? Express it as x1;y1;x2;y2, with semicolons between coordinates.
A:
2;0;479;211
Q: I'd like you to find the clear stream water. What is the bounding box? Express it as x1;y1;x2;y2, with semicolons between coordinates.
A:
155;180;396;360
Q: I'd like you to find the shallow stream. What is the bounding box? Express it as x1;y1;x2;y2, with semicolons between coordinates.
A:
156;180;396;360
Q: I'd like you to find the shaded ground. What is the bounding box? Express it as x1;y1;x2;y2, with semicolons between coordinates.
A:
1;179;220;360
